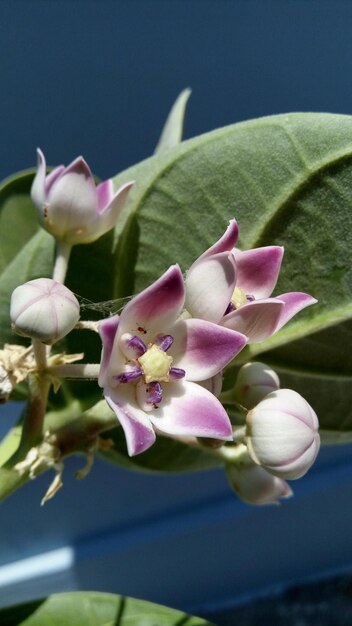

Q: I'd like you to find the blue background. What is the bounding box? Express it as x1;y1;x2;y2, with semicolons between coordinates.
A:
2;0;352;617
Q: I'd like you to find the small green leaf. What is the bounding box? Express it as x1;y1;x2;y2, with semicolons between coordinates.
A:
154;88;191;154
0;592;215;626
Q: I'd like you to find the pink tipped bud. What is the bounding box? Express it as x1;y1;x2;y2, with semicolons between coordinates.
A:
10;278;80;344
234;361;280;409
246;389;320;480
226;450;293;505
31;149;133;245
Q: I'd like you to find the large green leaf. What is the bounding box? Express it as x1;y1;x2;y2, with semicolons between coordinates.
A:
0;592;214;626
110;113;352;434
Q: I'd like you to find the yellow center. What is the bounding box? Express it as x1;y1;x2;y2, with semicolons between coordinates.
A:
231;287;248;309
138;344;173;383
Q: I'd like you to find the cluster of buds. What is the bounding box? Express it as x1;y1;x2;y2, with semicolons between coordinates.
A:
226;362;320;505
2;149;321;506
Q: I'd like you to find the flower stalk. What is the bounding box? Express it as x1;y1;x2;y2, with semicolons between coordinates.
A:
52;241;72;284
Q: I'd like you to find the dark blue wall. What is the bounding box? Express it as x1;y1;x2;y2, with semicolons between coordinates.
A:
1;0;352;179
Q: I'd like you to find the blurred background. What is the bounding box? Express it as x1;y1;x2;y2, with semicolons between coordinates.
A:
2;0;352;621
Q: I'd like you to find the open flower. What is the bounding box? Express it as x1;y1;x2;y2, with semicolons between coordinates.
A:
31;149;133;245
98;265;247;456
185;220;317;342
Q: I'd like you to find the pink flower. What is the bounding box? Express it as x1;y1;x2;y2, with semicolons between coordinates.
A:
185;220;317;342
98;265;247;456
31;149;133;245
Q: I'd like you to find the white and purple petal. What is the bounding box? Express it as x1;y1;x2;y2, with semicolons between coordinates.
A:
98;315;120;387
92;181;134;240
104;385;156;456
96;179;114;214
47;156;98;231
222;299;285;342
234;246;284;299
170;318;247;381
149;380;233;441
185;252;236;322
198;219;239;260
274;292;318;332
119;264;185;338
31;148;48;208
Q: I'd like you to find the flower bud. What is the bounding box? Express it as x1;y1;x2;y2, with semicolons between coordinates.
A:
234;362;280;409
246;389;320;480
31;149;133;245
10;278;80;344
225;448;293;505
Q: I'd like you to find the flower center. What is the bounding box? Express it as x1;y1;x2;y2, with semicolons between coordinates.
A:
231;287;249;309
138;344;173;383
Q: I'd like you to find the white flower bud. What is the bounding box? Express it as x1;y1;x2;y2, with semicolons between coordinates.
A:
31;149;133;245
10;278;80;344
226;449;293;505
246;389;320;480
234;362;280;409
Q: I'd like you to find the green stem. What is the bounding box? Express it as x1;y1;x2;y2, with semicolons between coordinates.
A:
52;241;72;283
32;339;48;371
48;363;100;380
20;374;51;450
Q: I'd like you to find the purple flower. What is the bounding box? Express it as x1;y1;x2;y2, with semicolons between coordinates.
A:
185;220;317;342
31;149;133;245
98;265;247;456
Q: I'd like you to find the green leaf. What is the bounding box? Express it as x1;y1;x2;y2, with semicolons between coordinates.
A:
110;112;352;435
99;428;221;473
0;592;214;626
154;88;191;154
0;170;40;273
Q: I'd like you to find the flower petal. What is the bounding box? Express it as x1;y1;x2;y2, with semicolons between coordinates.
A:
170;318;247;380
119;265;185;339
199;219;239;260
45;165;66;195
104;385;156;456
185;252;236;322
31;148;47;208
47;156;97;234
234;246;284;299
96;179;114;213
149;380;233;440
222;299;285;342
90;180;134;239
274;292;318;331
98;180;134;215
98;315;119;387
